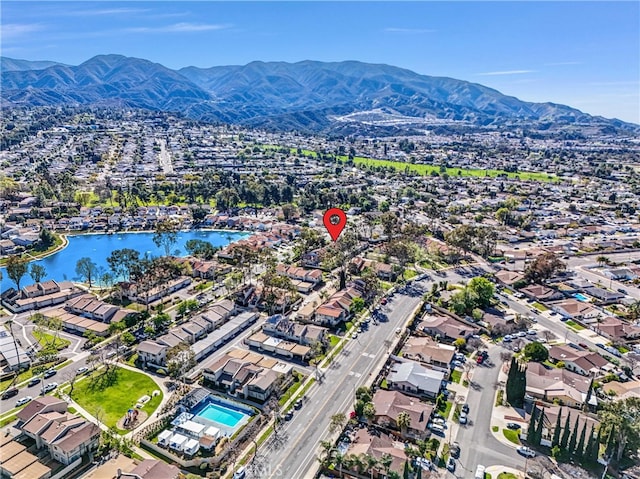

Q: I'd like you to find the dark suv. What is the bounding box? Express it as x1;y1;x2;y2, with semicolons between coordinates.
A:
1;388;19;400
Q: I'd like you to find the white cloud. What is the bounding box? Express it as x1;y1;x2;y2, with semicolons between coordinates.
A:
69;8;150;16
384;27;435;34
126;23;231;33
1;23;43;39
477;70;536;76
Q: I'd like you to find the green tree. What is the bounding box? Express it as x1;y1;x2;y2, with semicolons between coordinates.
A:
560;411;572;449
506;357;526;407
75;257;98;287
329;413;347;434
528;404;539;443
523;341;549;362
453;338;466;351
166;342;196;381
106;248;140;281
185;239;218;260
575;421;587;459
5;255;28;290
534;409;545;447
363;402;376;424
467;276;495;308
29;263;47;283
567;416;579;456
397;411;411;433
524;252;566;284
598;397;640;464
552;408;563;447
153;219;179;257
350;297;366;315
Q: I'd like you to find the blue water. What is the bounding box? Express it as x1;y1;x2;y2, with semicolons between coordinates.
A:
196;403;247;428
574;293;590;302
0;230;249;286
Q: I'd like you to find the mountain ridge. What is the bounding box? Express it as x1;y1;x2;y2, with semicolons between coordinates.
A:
2;54;637;134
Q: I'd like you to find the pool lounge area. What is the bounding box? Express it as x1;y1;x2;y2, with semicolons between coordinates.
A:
179;391;254;437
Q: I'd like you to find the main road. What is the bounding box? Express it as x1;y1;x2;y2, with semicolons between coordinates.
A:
252;283;427;479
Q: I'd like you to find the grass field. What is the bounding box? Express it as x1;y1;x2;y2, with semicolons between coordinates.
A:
450;370;462;384
33;330;71;351
502;428;521;445
565;320;585;331
336;155;557;182
497;473;519;479
70;367;162;433
532;302;549;311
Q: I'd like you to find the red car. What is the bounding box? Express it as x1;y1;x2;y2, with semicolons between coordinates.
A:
380;298;388;305
476;356;484;364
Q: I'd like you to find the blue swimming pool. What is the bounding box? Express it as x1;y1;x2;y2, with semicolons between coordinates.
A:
196;403;246;428
574;293;590;302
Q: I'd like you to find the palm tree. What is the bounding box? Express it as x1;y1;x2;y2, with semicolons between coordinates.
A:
365;454;379;479
334;451;345;478
380;452;393;476
397;411;411;434
318;440;334;467
363;402;376;424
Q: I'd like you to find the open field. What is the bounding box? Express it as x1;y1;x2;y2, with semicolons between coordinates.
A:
70;367;162;433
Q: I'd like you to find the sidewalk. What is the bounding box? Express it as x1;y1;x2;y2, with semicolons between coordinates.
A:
435;382;468;460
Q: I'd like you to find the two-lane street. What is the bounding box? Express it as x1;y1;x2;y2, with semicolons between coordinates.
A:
454;345;524;476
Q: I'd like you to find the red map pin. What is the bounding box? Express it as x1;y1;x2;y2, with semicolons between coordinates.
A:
323;208;347;242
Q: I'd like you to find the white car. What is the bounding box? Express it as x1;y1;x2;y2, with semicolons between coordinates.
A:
232;466;246;479
76;367;89;375
43;382;58;393
517;446;536;458
16;396;32;407
459;412;468;425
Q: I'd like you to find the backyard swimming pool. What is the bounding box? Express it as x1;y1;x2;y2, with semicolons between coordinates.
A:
574;293;590;302
196;402;246;428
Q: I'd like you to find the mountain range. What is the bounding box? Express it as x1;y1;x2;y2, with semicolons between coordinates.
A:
1;54;636;134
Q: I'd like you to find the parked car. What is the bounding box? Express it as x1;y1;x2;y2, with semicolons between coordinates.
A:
459;412;468;425
43;369;56;379
446;457;456;472
578;343;588;349
462;403;470;414
452;360;463;368
27;377;41;387
415;457;433;470
617;288;627;294
284;411;293;421
506;422;521;430
527;329;537;336
76;367;89;375
450;442;461;458
294;399;303;410
1;388;19;400
517;446;536;458
232;466;246;479
16;396;32;407
42;382;58;393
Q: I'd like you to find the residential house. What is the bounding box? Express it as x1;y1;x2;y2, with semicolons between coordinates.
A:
548;344;611;376
551;299;602;324
371;389;434;439
519;284;564;302
386;360;446;399
401;336;456;372
526;362;597;408
415;314;479;342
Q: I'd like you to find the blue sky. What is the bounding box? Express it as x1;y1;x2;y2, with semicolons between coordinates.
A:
2;1;639;123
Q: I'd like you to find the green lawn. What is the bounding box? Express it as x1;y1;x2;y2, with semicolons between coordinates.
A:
532;302;549;311
70;367;162;433
279;380;302;406
450;370;462;384
403;269;418;280
333;154;557;182
497;473;519;479
502;428;521;445
33;330;71;351
565;320;585;331
329;335;340;348
439;399;453;417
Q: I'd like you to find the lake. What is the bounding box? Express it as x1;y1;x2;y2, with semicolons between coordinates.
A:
0;230;249;287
